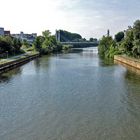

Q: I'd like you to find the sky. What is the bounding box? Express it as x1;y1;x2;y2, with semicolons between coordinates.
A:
0;0;140;39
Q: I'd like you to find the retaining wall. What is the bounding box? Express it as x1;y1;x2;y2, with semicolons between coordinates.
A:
0;53;39;74
114;55;140;70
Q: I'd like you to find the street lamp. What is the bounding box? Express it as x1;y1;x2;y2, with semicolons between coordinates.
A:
6;51;8;59
13;48;15;56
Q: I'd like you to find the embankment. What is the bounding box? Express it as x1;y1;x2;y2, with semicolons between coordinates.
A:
114;55;140;70
0;53;39;74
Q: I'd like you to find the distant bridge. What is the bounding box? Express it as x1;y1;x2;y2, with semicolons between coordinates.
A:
55;30;99;48
60;41;99;48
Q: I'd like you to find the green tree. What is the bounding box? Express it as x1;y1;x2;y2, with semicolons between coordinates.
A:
13;38;22;53
121;29;134;55
133;20;140;40
89;38;94;42
42;30;51;38
98;36;117;58
132;20;140;57
34;36;45;52
22;39;30;48
82;38;86;42
0;36;12;54
58;30;82;42
133;40;140;57
115;31;124;42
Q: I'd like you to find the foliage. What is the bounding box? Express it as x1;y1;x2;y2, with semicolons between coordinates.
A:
24;46;35;52
13;38;22;53
22;39;30;48
34;30;63;55
0;36;22;56
58;30;82;42
34;36;45;52
120;29;134;55
98;19;140;58
82;38;87;42
115;31;124;42
89;38;94;42
120;20;140;58
89;38;97;42
98;36;117;58
62;45;72;50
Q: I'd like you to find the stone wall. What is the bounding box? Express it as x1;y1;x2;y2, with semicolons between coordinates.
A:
114;55;140;70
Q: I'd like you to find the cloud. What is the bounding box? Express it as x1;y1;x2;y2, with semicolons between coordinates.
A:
0;0;140;38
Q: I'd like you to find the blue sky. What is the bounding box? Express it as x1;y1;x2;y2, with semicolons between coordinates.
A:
0;0;140;39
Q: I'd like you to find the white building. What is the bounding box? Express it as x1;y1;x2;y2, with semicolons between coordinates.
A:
0;27;4;35
12;32;37;44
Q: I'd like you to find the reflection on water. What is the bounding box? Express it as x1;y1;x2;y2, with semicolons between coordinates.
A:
125;70;140;84
115;60;140;76
0;68;22;83
33;56;50;74
0;47;140;140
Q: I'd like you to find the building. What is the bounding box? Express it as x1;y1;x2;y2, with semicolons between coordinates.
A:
0;27;4;35
12;32;37;44
4;30;11;36
0;28;11;36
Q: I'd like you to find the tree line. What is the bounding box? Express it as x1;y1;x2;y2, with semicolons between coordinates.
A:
0;30;63;57
98;20;140;58
0;29;98;58
58;30;82;42
57;30;98;42
0;36;22;57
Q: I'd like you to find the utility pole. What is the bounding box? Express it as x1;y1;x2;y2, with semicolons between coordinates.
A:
6;51;8;59
107;29;110;37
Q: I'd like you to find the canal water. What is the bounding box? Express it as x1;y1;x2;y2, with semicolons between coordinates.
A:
0;47;140;140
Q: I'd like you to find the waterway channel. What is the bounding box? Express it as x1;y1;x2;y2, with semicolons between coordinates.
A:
0;47;140;140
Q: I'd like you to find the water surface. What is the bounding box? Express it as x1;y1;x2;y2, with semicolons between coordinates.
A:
0;47;140;140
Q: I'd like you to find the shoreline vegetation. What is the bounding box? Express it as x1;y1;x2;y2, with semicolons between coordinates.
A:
1;20;140;71
0;29;87;71
0;30;77;60
0;30;73;66
98;20;140;59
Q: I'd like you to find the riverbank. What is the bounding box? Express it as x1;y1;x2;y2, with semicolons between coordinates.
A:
0;52;39;74
114;55;140;70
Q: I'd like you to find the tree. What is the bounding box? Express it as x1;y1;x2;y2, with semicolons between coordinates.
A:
133;40;140;57
34;30;61;54
34;36;45;52
13;38;22;53
89;38;97;42
42;30;51;39
22;39;30;48
89;38;94;42
115;31;124;42
41;35;58;54
133;20;140;40
82;38;86;42
121;28;134;55
98;36;116;57
59;30;82;42
0;36;12;54
132;20;140;57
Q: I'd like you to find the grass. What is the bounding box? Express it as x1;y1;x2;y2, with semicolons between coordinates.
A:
0;51;39;65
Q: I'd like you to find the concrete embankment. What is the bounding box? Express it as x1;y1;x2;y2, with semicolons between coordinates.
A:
0;53;39;74
114;55;140;70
